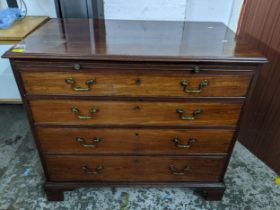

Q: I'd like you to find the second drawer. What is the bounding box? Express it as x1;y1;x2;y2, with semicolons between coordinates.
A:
36;127;234;155
30;100;242;126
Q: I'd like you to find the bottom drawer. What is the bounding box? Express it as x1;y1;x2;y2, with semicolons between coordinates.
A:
45;155;226;182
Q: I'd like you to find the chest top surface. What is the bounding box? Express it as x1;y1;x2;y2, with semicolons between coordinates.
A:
3;18;266;63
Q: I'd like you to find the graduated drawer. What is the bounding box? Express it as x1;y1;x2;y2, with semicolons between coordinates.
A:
30;100;242;126
37;127;233;155
45;155;226;182
20;71;253;97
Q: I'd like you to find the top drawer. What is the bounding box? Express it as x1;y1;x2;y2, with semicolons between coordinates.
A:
20;70;253;98
16;60;255;98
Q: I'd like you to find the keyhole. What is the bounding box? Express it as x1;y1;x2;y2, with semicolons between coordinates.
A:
135;133;139;137
135;78;141;86
133;106;141;110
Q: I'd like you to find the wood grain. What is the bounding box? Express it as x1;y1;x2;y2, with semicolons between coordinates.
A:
45;155;226;182
3;19;266;63
30;99;243;127
21;71;253;97
0;16;49;41
4;19;266;201
36;127;234;155
238;0;280;174
14;59;259;72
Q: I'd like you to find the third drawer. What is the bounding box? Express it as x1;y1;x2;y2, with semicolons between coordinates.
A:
36;127;234;155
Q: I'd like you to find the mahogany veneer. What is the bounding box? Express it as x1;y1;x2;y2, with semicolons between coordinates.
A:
30;100;243;126
3;19;266;201
45;155;227;182
36;128;234;155
21;71;253;97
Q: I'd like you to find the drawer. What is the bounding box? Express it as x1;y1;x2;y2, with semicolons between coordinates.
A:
37;127;234;155
45;155;226;182
30;100;242;126
21;71;253;97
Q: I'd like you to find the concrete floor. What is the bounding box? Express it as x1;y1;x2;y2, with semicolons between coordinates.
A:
0;105;279;210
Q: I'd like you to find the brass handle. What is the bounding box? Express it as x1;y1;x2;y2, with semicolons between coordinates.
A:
81;164;104;175
169;165;192;175
71;106;99;120
76;137;101;148
176;108;203;120
180;80;209;94
65;78;96;91
173;137;197;148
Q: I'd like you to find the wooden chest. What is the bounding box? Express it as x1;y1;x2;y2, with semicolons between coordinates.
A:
3;19;266;201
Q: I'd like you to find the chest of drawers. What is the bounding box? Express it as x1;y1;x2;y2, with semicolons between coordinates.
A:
3;19;266;201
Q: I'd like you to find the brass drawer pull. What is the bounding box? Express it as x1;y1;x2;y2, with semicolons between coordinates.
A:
76;137;101;148
169;165;192;175
65;78;96;91
81;164;104;175
173;137;197;148
180;80;209;94
71;106;99;120
176;108;203;120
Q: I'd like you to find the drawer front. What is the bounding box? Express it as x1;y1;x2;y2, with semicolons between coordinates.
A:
37;128;234;155
21;71;252;97
30;100;242;126
45;155;226;182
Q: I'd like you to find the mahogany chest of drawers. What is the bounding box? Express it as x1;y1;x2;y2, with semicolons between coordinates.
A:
3;19;266;201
